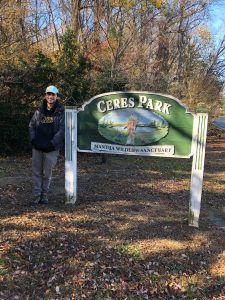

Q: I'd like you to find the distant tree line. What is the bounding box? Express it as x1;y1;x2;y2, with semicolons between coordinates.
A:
0;0;224;154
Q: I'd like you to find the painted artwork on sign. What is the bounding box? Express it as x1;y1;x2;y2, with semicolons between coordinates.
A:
77;92;194;158
98;108;169;146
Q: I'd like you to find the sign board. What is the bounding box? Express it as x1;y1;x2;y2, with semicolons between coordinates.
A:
65;92;208;228
77;92;194;158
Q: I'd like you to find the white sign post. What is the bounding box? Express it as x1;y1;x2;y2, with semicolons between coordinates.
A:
65;107;77;204
189;113;208;227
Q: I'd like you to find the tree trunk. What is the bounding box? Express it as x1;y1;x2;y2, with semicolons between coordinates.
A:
71;0;80;41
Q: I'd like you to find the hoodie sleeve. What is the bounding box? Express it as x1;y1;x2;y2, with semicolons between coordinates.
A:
29;110;39;142
51;111;65;149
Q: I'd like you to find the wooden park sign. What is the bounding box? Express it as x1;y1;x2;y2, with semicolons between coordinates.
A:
65;92;208;228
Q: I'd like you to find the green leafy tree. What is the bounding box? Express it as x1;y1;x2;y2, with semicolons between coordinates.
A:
56;29;92;105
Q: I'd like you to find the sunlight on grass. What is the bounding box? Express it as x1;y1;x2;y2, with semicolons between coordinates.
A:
101;200;150;207
204;183;225;193
141;234;209;254
209;251;225;276
123;215;148;222
137;180;190;192
141;239;187;253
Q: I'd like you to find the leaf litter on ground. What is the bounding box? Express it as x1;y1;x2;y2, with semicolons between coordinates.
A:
0;136;225;299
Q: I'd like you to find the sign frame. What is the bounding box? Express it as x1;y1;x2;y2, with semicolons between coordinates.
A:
65;92;208;227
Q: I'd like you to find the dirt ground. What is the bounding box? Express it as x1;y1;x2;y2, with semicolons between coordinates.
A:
0;135;225;299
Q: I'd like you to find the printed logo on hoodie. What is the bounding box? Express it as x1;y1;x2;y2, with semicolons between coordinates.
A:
41;116;54;124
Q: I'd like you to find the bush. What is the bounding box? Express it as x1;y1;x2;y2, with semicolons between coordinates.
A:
0;104;31;155
0;37;94;154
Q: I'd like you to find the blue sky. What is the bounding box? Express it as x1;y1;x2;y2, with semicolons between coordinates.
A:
209;2;225;40
209;2;225;83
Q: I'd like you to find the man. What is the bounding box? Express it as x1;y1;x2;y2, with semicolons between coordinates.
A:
29;85;65;205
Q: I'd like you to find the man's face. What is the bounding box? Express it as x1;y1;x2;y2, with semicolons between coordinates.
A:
45;92;57;106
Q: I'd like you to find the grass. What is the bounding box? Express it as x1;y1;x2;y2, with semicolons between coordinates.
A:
117;243;143;260
0;136;225;299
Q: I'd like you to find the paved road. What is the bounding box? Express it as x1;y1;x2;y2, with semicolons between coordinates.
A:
213;116;225;130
